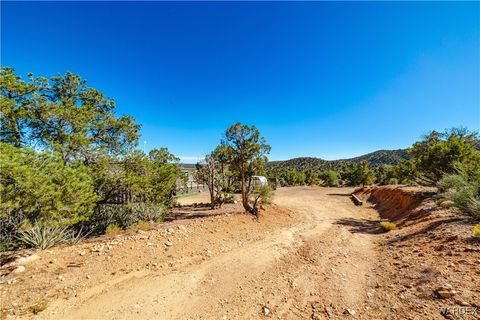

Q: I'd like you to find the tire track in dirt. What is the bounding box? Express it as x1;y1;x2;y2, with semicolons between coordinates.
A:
42;187;380;320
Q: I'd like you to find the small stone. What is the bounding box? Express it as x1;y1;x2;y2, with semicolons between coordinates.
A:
344;308;356;316
12;266;26;274
436;290;456;298
165;241;173;247
325;306;334;317
262;306;270;316
15;254;40;265
442;283;453;290
457;300;470;306
58;275;64;281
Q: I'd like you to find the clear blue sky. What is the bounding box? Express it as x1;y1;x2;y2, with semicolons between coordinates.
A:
2;1;479;161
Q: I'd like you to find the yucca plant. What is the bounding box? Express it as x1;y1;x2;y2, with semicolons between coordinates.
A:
130;203;166;223
17;226;71;249
68;227;88;245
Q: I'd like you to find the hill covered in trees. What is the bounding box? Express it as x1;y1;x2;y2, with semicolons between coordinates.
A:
267;149;409;172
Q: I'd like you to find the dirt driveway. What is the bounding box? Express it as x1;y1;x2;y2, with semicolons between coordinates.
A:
4;187;382;320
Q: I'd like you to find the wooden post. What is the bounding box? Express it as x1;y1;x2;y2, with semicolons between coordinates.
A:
351;194;363;206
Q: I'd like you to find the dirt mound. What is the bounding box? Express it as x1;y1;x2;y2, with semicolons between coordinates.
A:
354;185;436;222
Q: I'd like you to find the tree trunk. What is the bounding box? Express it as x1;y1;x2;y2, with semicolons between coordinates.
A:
13;121;21;148
209;189;215;209
209;166;215;209
240;168;255;214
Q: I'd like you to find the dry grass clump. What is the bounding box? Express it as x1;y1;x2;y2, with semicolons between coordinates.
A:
29;301;48;314
473;224;480;238
379;221;396;232
105;223;122;236
130;220;155;231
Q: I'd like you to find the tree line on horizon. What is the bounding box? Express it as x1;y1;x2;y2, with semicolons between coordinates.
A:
266;149;409;173
266;128;479;187
266;128;480;219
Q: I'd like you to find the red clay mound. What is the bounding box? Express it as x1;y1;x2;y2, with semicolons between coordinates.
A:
354;185;436;222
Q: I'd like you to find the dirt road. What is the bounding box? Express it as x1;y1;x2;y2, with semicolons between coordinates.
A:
5;187;382;320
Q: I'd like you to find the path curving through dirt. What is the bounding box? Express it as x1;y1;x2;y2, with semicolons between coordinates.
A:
25;187;381;320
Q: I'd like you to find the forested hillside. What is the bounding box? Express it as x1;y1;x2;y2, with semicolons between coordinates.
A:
267;149;408;172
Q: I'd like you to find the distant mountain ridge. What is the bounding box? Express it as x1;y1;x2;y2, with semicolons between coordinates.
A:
267;149;409;172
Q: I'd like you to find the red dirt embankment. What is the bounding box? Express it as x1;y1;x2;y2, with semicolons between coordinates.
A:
354;185;480;320
354;185;437;222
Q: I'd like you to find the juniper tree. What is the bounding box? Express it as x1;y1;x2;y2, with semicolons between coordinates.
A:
222;123;270;215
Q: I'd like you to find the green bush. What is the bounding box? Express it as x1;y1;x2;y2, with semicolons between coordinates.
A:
217;192;235;205
409;128;480;182
0;68;185;251
438;174;480;220
275;169;306;186
87;205;130;233
379;221;396;232
0;235;17;252
0;143;98;227
342;161;375;186
388;178;399;185
320;170;340;187
254;185;274;205
305;169;320;185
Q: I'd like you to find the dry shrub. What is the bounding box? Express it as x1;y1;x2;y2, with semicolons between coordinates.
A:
105;224;122;236
130;220;155;231
379;221;396;232
473;224;480;238
29;301;48;314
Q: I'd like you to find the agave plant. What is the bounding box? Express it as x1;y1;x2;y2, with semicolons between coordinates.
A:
17;226;71;250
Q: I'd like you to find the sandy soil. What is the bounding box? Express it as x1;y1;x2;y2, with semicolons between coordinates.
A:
1;187;382;319
2;186;478;320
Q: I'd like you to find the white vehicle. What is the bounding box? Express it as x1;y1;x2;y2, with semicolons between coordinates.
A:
252;176;268;187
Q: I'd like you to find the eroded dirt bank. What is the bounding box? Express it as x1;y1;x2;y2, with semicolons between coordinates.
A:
354;186;480;320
